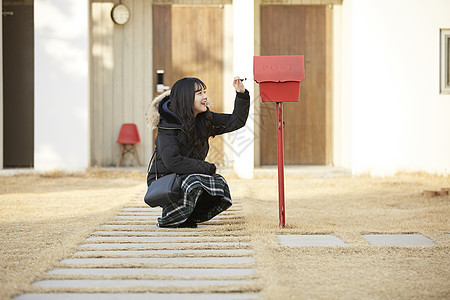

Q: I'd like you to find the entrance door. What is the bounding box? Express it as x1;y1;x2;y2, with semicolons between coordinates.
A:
2;0;34;168
153;5;224;165
260;5;331;165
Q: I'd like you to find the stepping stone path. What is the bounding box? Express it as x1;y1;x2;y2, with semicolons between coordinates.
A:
16;197;259;300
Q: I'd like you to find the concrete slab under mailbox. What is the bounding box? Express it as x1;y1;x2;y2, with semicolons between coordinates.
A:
362;234;435;246
277;235;347;246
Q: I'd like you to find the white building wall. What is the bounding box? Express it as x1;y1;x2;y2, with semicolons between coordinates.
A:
34;0;89;171
232;0;255;178
333;1;353;170
0;0;3;169
340;0;450;175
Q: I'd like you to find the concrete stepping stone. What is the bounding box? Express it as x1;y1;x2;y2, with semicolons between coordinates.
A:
90;231;247;237
90;233;247;239
115;214;236;219
60;257;254;265
102;224;237;229
277;235;347;246
74;249;253;256
224;209;242;212
117;212;161;215
15;293;258;300
115;215;160;219
108;218;236;224
120;207;242;213
48;268;255;277
101;225;162;229
362;234;435;246
81;242;250;248
92;230;200;235
85;236;240;242
32;279;253;288
115;214;161;218
143;208;246;212
120;207;161;211
114;213;237;220
122;207;161;211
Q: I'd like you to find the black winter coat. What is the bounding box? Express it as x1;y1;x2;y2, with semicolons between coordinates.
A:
147;90;250;186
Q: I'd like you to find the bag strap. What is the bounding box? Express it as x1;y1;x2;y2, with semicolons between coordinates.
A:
148;146;194;180
147;149;158;179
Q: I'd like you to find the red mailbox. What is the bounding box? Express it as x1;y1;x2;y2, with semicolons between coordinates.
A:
253;55;305;228
253;55;305;102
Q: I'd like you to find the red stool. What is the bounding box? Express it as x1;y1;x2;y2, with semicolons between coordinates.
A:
117;123;141;166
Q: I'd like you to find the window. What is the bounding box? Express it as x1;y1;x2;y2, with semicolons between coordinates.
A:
441;29;450;94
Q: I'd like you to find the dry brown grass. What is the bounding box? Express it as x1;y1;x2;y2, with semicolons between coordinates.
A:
0;168;145;300
229;172;450;299
0;169;449;299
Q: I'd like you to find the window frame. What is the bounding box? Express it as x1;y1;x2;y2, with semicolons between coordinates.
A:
440;29;450;94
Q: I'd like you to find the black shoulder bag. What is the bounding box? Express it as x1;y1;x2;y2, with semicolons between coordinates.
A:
144;149;182;207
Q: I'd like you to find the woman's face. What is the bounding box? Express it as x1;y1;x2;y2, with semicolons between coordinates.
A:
193;86;208;116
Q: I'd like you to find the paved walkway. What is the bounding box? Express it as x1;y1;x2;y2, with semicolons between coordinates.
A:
16;197;259;299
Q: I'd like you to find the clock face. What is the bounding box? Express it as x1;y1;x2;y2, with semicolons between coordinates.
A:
111;4;130;25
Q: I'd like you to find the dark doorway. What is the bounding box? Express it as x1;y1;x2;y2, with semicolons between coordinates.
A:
2;0;34;168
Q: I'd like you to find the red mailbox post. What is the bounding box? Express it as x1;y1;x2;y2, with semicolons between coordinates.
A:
253;55;305;228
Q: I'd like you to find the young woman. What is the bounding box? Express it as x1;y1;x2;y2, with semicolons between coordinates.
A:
145;77;250;228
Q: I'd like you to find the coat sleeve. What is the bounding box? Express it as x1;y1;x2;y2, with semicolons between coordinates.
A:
156;128;215;175
212;90;250;135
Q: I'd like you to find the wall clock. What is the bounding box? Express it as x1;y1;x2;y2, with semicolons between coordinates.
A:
111;4;130;25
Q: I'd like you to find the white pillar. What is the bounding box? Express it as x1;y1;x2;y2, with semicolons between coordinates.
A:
232;0;254;178
0;0;3;169
34;0;89;171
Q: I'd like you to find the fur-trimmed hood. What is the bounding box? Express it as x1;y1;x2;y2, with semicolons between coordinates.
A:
145;90;171;129
146;89;250;185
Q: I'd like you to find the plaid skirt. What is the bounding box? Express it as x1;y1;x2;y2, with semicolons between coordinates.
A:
157;173;232;227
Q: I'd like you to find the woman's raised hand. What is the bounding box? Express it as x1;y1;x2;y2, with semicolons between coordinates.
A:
233;77;246;93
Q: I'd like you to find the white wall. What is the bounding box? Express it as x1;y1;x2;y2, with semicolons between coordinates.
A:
0;0;3;169
339;0;450;175
34;0;89;171
222;4;235;169
232;0;255;178
333;1;353;170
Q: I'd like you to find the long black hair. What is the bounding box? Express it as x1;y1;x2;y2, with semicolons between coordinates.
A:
170;77;215;148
